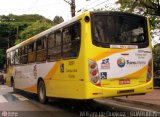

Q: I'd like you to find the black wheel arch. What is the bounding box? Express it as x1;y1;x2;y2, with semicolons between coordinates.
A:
11;76;14;87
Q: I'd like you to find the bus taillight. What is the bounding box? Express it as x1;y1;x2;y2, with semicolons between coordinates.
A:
88;60;101;86
91;70;98;76
90;63;97;69
147;59;152;82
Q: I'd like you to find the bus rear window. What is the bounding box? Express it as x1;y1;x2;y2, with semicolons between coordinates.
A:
91;12;149;48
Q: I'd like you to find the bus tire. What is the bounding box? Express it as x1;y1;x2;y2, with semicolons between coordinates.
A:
11;77;14;87
38;80;48;104
11;78;17;92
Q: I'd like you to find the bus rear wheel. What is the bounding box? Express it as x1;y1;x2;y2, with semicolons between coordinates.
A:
38;80;48;104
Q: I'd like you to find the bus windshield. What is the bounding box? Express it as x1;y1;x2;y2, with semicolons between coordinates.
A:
91;12;148;48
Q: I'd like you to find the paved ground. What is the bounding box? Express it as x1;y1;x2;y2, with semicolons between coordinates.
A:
0;85;79;117
0;85;160;117
113;89;160;110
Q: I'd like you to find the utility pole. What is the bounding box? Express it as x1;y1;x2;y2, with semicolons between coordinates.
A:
71;0;75;17
64;0;75;17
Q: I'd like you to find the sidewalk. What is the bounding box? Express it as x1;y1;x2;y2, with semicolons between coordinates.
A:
113;89;160;109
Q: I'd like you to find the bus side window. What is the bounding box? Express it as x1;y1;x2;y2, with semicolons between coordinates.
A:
6;52;11;67
28;42;36;63
10;51;15;65
7;58;11;67
62;22;81;59
47;30;62;61
62;28;72;58
15;49;20;65
21;46;28;64
71;22;81;57
54;31;62;60
47;33;55;61
36;37;46;62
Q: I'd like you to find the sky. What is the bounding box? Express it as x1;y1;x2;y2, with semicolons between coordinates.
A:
0;0;159;45
0;0;118;21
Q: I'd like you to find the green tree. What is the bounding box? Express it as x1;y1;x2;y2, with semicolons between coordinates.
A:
116;0;160;29
0;14;53;23
17;20;53;43
117;0;160;16
153;44;160;71
0;14;62;69
0;49;5;69
53;16;64;25
18;15;64;43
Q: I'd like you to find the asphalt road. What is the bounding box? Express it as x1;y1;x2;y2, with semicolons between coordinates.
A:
0;85;159;117
0;85;79;117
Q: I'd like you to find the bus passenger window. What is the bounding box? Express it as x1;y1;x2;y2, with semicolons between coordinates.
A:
6;52;11;67
36;37;46;62
28;43;35;53
71;23;81;57
21;46;28;64
47;31;62;61
48;33;55;61
62;28;72;58
62;22;81;59
28;42;36;63
15;49;20;64
10;51;15;65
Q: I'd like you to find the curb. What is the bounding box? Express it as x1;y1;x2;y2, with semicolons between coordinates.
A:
112;97;160;109
154;87;160;89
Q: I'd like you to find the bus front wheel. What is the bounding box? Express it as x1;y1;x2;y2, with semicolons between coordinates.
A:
11;77;14;87
38;80;48;104
11;78;17;92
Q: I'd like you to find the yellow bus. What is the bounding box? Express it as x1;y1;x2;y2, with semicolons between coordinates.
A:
6;11;153;103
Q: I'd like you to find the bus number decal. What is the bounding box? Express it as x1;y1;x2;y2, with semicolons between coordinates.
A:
68;61;74;65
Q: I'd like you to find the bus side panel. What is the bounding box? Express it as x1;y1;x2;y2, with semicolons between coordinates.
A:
13;62;53;93
45;18;87;99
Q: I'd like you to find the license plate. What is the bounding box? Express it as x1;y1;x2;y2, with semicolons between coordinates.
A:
119;79;130;85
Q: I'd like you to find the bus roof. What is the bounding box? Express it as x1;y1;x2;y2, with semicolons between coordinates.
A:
6;11;146;53
6;11;89;53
